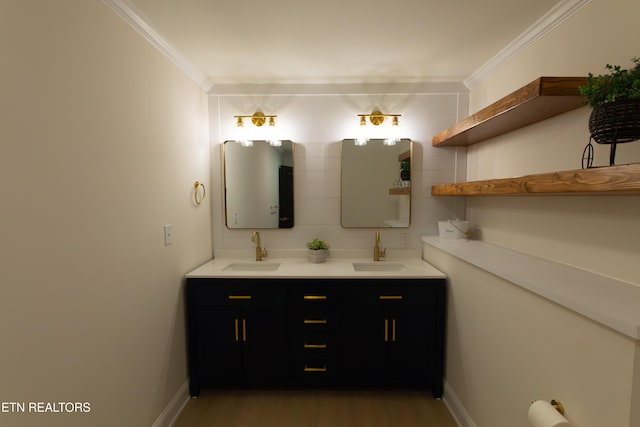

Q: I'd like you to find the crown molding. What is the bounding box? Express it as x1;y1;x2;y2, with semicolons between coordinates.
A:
208;81;470;96
464;0;592;88
102;0;211;90
103;0;590;92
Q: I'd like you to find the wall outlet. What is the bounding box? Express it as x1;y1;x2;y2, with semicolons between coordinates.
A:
164;224;173;246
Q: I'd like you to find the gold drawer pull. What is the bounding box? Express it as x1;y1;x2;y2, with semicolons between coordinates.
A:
379;295;403;300
303;295;327;300
228;295;252;300
304;366;327;372
303;319;327;324
304;343;327;349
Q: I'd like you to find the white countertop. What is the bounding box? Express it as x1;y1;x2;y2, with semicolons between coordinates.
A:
423;236;640;341
185;257;446;279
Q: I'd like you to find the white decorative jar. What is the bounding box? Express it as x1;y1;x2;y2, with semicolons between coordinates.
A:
307;249;328;263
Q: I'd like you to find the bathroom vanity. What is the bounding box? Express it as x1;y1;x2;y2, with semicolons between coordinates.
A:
185;258;446;398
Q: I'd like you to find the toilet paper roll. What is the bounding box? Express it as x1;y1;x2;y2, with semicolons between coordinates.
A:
528;400;573;427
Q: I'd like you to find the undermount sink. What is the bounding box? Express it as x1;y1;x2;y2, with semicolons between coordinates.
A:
223;262;282;271
352;262;406;272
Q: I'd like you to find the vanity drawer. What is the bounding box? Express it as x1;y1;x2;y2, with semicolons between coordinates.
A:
291;332;338;356
343;283;439;308
291;357;339;384
289;286;341;307
187;280;287;308
291;309;338;331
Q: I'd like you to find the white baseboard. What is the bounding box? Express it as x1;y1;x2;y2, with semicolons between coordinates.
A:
442;381;477;427
152;379;191;427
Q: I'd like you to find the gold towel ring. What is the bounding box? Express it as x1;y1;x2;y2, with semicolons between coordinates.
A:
194;181;206;206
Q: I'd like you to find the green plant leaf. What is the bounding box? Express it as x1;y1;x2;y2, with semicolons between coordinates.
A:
579;57;640;107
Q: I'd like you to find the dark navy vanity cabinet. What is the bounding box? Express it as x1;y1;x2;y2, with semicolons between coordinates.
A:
186;277;446;398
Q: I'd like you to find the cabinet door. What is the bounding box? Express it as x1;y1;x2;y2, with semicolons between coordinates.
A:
385;309;432;385
343;308;433;385
341;308;388;385
197;309;244;385
242;308;289;384
196;308;289;385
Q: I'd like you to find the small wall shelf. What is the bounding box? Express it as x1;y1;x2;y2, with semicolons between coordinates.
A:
432;77;587;147
388;149;411;195
431;163;640;196
389;187;411;195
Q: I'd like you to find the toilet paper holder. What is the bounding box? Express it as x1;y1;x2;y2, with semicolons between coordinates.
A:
531;399;565;415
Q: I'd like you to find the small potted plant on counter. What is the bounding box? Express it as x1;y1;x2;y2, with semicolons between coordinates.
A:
578;57;640;167
307;238;329;263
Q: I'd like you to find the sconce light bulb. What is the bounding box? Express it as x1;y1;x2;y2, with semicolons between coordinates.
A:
269;117;276;127
392;116;399;127
236;117;244;127
360;116;367;126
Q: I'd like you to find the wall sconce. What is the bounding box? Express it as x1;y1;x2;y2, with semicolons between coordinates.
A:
233;111;280;146
357;110;401;145
358;110;400;126
234;111;277;127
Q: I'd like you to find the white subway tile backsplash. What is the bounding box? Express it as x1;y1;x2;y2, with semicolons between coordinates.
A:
210;89;469;252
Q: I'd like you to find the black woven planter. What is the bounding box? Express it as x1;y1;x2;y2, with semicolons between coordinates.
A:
589;99;640;165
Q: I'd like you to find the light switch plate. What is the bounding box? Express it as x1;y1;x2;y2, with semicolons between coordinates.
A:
164;224;173;246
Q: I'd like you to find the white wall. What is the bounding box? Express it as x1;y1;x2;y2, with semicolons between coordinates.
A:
465;0;640;284
208;85;469;257
422;1;640;426
425;245;637;427
0;2;211;427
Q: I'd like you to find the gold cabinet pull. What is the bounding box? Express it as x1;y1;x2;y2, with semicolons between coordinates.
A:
234;318;239;342
383;318;397;342
242;318;247;342
303;342;327;349
228;295;252;300
303;295;327;300
304;366;327;372
379;295;403;300
303;319;327;324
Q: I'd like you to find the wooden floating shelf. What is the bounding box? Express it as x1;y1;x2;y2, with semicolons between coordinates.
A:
431;163;640;196
432;77;587;147
389;187;411;195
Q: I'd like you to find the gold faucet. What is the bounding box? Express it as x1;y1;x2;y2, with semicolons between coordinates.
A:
373;230;386;261
251;231;268;261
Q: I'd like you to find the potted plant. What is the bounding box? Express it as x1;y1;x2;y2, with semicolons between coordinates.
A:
307;238;329;263
400;160;411;181
578;57;640;167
